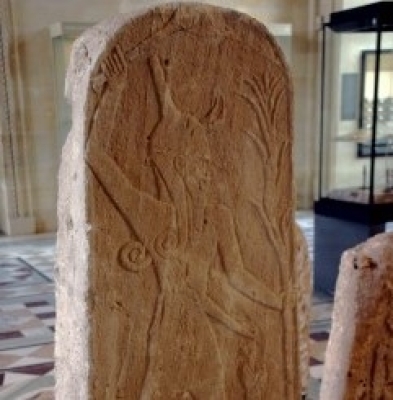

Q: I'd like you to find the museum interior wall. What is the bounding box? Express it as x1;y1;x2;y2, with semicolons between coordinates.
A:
0;0;371;235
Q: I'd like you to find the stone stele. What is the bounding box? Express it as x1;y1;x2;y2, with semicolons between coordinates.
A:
56;4;299;399
320;232;393;400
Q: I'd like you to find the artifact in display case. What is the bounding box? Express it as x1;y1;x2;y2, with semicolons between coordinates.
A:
328;131;393;204
314;1;393;294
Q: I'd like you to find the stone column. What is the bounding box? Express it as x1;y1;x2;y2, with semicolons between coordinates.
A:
0;0;35;235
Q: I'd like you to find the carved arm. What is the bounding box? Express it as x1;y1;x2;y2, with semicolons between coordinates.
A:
86;139;175;261
199;293;254;339
211;204;283;311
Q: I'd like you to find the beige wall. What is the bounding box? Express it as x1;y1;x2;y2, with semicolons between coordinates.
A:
8;0;124;232
1;0;321;234
0;115;5;229
291;0;319;208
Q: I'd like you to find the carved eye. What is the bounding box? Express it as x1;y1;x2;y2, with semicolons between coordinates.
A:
118;240;152;272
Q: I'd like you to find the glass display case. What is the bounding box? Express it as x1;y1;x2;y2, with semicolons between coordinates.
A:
314;1;393;294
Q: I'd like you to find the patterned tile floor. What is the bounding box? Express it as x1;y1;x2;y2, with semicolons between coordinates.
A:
0;235;56;400
0;213;330;399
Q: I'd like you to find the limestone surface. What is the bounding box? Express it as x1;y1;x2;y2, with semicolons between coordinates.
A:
56;4;299;399
320;232;393;400
295;224;312;395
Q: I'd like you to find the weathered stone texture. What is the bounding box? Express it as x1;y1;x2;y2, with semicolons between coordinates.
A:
56;4;299;399
295;224;312;395
320;232;393;400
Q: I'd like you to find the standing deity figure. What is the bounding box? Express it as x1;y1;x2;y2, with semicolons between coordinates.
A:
56;5;298;400
87;53;283;399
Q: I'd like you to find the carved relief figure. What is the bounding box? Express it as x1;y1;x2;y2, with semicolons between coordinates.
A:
86;51;283;399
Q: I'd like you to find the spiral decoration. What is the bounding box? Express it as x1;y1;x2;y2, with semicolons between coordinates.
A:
154;228;178;258
118;240;152;273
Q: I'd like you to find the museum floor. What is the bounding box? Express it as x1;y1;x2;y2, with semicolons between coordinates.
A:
0;212;330;399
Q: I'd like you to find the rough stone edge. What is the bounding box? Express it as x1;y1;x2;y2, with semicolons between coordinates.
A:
295;223;312;395
55;14;129;400
65;2;292;108
319;247;359;400
320;233;393;400
56;3;295;399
